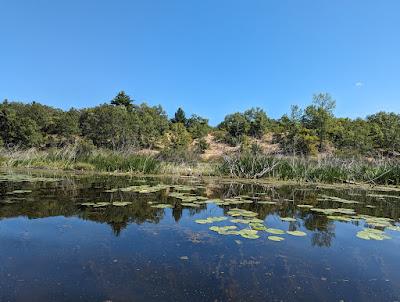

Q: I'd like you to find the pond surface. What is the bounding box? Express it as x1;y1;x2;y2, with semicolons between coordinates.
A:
0;170;400;301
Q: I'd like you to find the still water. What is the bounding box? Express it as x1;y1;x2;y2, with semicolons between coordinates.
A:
0;170;399;301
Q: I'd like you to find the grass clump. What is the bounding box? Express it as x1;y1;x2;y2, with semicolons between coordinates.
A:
218;152;400;185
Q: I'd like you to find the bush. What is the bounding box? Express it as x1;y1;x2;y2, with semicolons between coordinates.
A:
158;147;199;164
194;138;209;154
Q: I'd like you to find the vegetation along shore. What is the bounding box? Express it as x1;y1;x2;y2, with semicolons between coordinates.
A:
1;91;399;185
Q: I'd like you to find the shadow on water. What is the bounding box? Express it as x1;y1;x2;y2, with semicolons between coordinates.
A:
0;170;400;301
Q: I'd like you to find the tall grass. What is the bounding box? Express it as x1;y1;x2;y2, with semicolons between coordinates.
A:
218;152;400;185
87;153;160;173
0;146;161;174
2;146;400;185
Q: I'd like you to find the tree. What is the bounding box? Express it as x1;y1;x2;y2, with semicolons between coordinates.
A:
111;91;133;110
276;105;318;155
134;104;169;148
303;93;336;151
80;104;134;149
186;114;210;139
171;107;187;124
330;118;373;154
218;112;250;143
54;108;81;139
367;112;400;154
244;108;269;138
164;123;192;150
0;104;43;147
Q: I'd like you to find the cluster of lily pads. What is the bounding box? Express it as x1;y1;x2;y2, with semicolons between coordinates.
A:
80;201;132;207
194;208;306;242
356;228;391;241
294;193;400;240
0;173;60;183
6;189;32;195
82;183;400;243
104;184;171;193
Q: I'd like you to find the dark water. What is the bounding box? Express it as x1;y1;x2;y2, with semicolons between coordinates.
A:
0;170;399;302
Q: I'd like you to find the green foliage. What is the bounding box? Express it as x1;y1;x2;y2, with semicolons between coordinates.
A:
134;104;169;148
111;91;134;110
0;103;43;147
194;137;210;154
244;108;270;138
54;108;81;139
164;123;192;150
330;118;373;154
367;112;400;154
219;112;250;141
303;93;336;151
218;108;269;145
1;92;399;160
80;104;133;149
186;115;210;138
171;107;187;124
275;105;319;155
87;152;160;173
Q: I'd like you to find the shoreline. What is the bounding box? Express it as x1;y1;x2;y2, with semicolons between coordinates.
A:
2;166;400;192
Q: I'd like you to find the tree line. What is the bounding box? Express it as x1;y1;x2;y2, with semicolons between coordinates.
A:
0;91;399;157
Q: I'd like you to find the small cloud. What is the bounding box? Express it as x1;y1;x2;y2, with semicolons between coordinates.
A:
355;81;364;87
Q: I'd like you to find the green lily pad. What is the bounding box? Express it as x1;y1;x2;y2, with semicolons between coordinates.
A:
265;228;285;235
112;201;132;207
297;204;313;208
238;229;259;239
227;208;258;218
268;236;285;242
92;202;111;207
181;203;200;207
249;222;267;231
209;225;239;235
356;228;391;240
6;190;32;194
327;215;353;222
286;230;307;237
195;217;227;224
258;201;277;205
281;217;297;222
387;225;400;232
151;204;173;209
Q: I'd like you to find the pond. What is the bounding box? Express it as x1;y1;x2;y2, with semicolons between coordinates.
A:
0;170;399;301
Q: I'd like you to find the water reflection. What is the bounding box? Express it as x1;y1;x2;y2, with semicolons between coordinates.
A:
0;171;400;301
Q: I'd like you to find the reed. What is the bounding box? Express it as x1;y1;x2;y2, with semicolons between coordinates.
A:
217;153;400;185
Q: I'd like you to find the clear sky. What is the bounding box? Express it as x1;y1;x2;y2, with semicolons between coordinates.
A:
1;0;399;125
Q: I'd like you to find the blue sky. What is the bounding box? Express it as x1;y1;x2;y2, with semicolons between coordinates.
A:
1;0;399;125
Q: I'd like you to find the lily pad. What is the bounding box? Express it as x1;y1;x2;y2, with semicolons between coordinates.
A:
265;228;285;235
286;230;307;237
327;215;353;222
6;190;32;194
249;222;267;231
151;204;173;209
268;236;285;242
356;228;391;241
195;217;227;224
297;204;313;208
258;201;277;205
112;201;132;207
209;225;239;235
387;225;400;232
238;229;259;239
280;217;297;222
181;203;200;207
